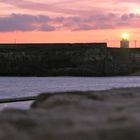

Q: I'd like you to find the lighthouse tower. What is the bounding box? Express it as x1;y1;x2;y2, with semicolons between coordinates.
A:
120;33;129;48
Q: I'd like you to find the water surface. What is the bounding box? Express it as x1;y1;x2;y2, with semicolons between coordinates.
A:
0;76;140;109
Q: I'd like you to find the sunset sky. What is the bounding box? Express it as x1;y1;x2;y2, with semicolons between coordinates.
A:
0;0;140;47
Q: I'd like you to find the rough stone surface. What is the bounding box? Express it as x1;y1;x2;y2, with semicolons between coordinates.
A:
1;88;140;139
0;44;140;76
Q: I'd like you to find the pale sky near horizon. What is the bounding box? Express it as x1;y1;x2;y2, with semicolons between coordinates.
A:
0;0;140;47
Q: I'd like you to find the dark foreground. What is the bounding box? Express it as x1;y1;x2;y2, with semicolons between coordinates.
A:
0;43;140;76
0;87;140;140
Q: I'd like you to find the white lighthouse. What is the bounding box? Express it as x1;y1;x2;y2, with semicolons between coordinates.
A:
120;33;129;48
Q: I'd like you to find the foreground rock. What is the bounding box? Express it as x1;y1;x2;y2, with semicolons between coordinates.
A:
1;88;140;139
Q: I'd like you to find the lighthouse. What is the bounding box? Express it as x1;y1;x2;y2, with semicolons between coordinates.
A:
120;33;129;48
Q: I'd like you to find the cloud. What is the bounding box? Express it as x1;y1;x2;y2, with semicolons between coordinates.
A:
0;0;98;16
0;14;54;32
0;13;140;32
65;13;140;31
40;24;56;31
116;0;140;3
1;0;140;17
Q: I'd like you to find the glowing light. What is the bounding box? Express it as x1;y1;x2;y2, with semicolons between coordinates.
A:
121;33;129;40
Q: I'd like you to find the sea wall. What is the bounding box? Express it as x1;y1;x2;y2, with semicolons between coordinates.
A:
105;48;140;76
0;43;140;76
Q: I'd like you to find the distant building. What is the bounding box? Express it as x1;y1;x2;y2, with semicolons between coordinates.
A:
120;33;129;48
120;39;129;48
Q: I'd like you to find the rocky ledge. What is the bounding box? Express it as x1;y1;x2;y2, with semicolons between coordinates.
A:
1;87;140;140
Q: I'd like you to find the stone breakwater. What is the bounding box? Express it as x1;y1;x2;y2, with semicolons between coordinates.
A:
0;88;140;139
0;43;140;76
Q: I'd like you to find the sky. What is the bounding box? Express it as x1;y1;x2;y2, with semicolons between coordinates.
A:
0;0;140;47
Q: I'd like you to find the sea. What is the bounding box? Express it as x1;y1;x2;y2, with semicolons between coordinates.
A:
0;76;140;110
